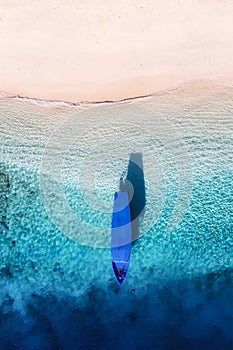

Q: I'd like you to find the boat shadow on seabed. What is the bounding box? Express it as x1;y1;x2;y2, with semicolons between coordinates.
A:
120;152;146;244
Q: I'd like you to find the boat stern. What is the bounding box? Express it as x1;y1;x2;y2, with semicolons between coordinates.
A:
112;260;130;285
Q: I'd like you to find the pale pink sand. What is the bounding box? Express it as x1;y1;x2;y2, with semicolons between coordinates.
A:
0;0;232;102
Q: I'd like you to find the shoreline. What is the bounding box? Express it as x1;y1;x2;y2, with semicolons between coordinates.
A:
1;78;233;108
2;78;233;107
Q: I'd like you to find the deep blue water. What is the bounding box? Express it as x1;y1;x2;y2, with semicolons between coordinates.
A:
0;87;232;349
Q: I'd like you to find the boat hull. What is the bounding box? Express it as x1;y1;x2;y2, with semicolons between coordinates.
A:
111;191;132;284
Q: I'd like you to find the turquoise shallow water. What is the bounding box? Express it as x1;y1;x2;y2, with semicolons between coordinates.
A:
0;84;232;349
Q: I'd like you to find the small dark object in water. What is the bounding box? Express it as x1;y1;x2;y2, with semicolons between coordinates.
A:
11;241;16;246
131;288;135;294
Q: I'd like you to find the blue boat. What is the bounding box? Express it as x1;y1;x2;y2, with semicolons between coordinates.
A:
111;191;132;284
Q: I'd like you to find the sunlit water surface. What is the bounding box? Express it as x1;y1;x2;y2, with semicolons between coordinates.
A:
0;84;232;349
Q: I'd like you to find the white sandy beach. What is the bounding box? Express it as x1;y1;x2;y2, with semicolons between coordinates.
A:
0;0;233;102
